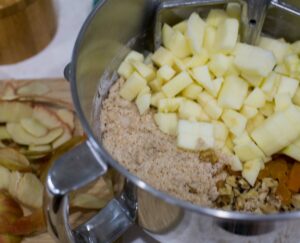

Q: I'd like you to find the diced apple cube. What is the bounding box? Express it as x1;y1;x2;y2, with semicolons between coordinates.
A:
277;76;299;97
181;83;203;100
214;18;239;53
132;61;155;81
246;112;265;134
149;78;163;92
157;65;176;81
234;138;265;162
167;31;192;58
284;54;299;73
208;54;231;77
226;63;240;76
244;88;266;108
119;72;147;101
135;93;151;115
225;136;234;152
197;92;223;120
179;100;210;122
218;75;248;110
162;71;193;97
186;13;206;55
162;24;174;49
259;102;274;117
144;53;153;65
275;63;289;76
292;87;300;106
259;37;291;63
213;78;224;97
154;113;178;136
292;41;300;55
241;105;258;119
204;26;217;52
282;137;300;161
184;50;209;68
234;43;276;77
275;93;292;112
173;58;186;72
158;98;183;113
213;121;229;142
206;9;228;27
173;21;187;34
241;73;264;87
117;61;134;79
226;3;241;19
242;158;262;186
230;155;243;171
151;92;166;107
261;72;281;101
191;66;215;96
221;109;247;136
177;120;214;151
152;47;174;67
124;51;144;63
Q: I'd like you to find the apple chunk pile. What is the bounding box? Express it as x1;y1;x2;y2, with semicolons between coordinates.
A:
117;8;300;187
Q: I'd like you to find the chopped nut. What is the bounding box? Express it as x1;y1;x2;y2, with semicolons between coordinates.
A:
226;176;237;188
238;178;250;190
291;194;300;209
199;149;218;164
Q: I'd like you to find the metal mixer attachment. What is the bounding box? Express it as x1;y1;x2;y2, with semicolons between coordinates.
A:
154;0;300;49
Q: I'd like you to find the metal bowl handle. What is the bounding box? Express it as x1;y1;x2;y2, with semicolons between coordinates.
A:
44;141;136;243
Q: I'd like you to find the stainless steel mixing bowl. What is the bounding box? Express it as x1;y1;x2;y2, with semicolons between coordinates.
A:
45;0;300;242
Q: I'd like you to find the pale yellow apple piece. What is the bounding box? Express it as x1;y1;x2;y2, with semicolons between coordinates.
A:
221;146;243;171
0;166;10;190
0;126;11;140
184;50;209;68
119;72;147;101
157;65;176;81
154;113;178;136
178;100;210;122
158;98;183;113
259;102;274;117
0;101;33;123
151;92;166;107
242;158;262;186
241;72;264;87
213;121;229;142
1;83;17;101
225;136;234;152
52;127;72;149
162;71;193;97
162;24;174;49
8;171;22;198
33;105;62;129
203;26;217;52
260;72;281;101
29;144;52;152
234;138;265;162
214;18;239;53
177;120;214;151
20;117;48;137
173;21;187;34
0;148;30;171
206;9;228;27
209;53;231;77
181;83;203;100
17;82;49;96
149;78;163;92
275;63;289;76
241;106;258;119
6;123;63;146
221;109;247;137
234;43;276;77
218;75;248;110
293;87;300;106
124;50;144;63
284;54;299;73
277;76;299;97
259;37;291;63
167;30;192;58
197;92;223;120
191;66;215;96
131;61;156;81
282;137;300;161
275;93;292;112
186;12;206;55
144;53;153;65
244;88;266;108
135;93;151;115
152;47;174;67
251;105;300;156
246;112;265;134
292;40;300;55
56;109;75;131
213;78;224;97
173;58;186;72
16;173;43;208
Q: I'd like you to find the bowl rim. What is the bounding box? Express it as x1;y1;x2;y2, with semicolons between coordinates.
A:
69;0;300;222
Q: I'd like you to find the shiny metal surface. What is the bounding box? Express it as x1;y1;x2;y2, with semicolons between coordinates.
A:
45;0;300;242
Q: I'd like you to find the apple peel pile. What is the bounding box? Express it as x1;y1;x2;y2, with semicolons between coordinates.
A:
117;7;300;189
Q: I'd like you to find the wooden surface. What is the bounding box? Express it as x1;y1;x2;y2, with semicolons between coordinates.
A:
0;0;57;64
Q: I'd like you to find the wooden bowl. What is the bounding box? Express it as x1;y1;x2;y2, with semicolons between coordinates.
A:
0;0;57;64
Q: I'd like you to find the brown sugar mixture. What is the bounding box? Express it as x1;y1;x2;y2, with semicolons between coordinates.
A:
101;79;229;207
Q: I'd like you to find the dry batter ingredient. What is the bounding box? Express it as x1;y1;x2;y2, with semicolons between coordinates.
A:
101;78;229;207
